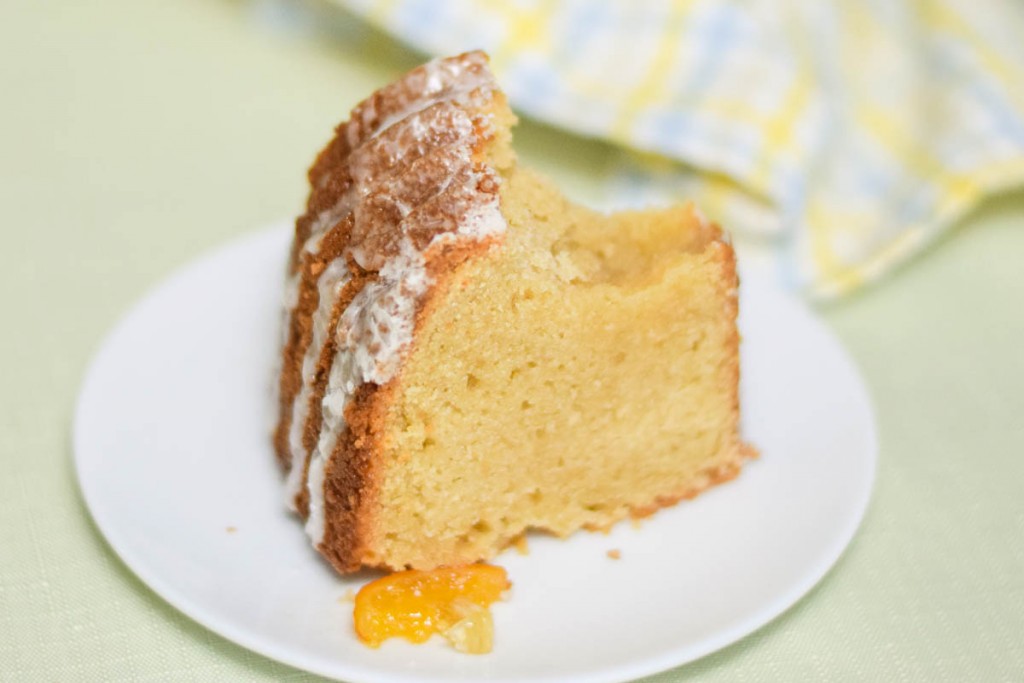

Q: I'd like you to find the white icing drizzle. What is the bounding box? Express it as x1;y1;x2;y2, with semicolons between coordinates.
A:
283;258;351;510
304;440;329;543
277;55;494;473
271;268;302;410
305;206;506;545
284;55;486;335
454;192;507;240
276;52;508;548
366;57;496;146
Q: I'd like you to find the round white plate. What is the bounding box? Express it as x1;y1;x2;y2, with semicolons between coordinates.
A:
75;224;876;683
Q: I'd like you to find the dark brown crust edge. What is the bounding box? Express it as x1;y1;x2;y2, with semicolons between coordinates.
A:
294;246;369;518
275;51;498;471
317;382;389;574
272;219;354;471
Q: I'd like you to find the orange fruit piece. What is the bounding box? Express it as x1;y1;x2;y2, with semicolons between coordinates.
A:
353;564;510;652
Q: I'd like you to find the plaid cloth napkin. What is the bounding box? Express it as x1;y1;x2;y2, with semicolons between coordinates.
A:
334;0;1024;297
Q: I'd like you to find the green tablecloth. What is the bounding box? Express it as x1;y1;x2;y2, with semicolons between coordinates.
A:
2;2;1022;680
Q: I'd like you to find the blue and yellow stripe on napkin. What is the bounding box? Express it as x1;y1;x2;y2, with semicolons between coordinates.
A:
334;0;1024;298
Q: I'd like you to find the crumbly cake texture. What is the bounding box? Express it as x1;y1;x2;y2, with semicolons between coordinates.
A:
273;51;756;574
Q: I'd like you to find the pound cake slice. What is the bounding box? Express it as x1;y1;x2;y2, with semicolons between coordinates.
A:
273;51;755;574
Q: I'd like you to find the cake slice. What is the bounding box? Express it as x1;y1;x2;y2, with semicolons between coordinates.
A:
273;51;755;574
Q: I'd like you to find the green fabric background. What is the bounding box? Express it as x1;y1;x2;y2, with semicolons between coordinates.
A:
2;1;1021;680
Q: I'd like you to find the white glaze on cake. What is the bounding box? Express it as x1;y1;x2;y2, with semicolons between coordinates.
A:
276;52;510;546
284;256;351;509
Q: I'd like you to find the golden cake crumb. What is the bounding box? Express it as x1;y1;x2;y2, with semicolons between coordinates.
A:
606;549;622;560
512;534;530;555
273;51;755;576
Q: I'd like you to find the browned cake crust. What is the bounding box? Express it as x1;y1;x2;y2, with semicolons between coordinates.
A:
273;221;352;472
319;382;383;572
274;53;505;475
273;52;513;570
